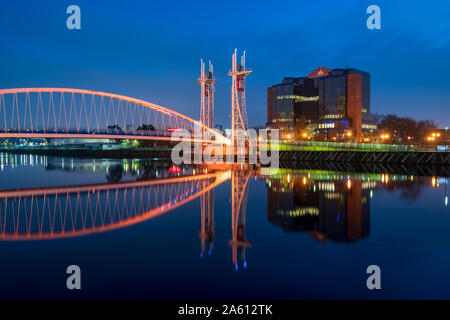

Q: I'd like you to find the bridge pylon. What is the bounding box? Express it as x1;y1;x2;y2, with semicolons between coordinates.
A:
228;49;251;144
198;59;216;132
229;170;252;270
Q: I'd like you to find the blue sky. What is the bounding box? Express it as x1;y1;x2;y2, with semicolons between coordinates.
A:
1;0;449;127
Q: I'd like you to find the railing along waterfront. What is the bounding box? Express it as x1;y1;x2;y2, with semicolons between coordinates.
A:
273;141;448;152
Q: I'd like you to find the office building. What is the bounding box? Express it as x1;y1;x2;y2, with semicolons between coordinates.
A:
267;67;376;142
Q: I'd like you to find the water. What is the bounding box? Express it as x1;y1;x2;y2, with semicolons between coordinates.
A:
0;152;449;299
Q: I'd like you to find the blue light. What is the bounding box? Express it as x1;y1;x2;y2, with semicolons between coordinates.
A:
243;260;247;269
235;264;238;271
208;250;211;256
200;252;203;258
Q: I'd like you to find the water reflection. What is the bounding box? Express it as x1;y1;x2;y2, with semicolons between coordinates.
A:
265;171;370;242
1;153;449;272
263;168;448;242
0;171;228;240
0;152;47;170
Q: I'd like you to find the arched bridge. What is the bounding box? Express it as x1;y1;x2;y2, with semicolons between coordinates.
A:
0;171;230;240
0;88;229;144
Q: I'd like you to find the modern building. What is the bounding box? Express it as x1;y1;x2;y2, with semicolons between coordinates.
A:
267;67;376;142
267;75;321;139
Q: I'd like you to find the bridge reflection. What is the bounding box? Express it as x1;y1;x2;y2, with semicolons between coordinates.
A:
0;171;229;240
1;154;445;269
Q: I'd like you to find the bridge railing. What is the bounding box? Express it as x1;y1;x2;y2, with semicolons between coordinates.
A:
272;141;448;152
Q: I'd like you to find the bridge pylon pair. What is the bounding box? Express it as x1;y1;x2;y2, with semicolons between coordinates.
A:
198;49;251;144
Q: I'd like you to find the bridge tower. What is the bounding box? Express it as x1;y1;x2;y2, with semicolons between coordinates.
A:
229;169;252;270
199;178;215;257
198;59;216;130
228;49;252;142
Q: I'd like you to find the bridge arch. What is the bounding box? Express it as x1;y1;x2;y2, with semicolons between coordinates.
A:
0;88;229;144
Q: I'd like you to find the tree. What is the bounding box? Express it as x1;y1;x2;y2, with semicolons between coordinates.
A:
377;114;436;143
137;124;155;131
107;124;122;133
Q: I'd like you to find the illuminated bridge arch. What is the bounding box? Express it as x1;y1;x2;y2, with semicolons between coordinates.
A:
0;88;229;144
0;171;229;240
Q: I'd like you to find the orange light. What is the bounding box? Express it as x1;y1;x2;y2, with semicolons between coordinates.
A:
347;179;351;190
346;131;352;137
286;134;291;139
302;177;307;185
302;132;308;138
432;177;436;187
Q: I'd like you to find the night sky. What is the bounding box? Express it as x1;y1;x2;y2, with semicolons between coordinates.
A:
1;0;449;127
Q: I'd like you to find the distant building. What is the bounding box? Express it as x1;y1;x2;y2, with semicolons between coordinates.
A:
267;67;376;142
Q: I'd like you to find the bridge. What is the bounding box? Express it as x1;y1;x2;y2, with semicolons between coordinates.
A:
0;88;229;145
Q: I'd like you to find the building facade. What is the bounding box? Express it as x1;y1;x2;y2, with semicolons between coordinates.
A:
267;76;321;139
267;67;376;142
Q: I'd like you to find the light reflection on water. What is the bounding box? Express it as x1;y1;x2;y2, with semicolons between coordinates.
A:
0;152;449;299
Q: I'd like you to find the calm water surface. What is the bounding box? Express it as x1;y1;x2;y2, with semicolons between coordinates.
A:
0;152;449;299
